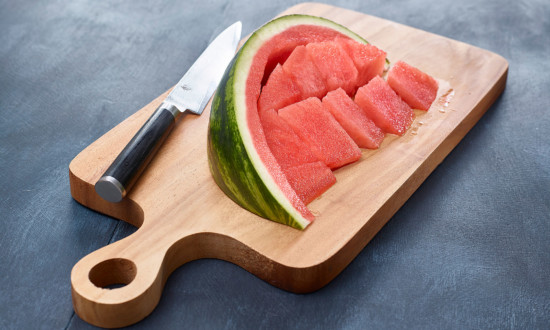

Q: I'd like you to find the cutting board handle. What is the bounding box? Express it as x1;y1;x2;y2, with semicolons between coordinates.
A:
70;225;178;328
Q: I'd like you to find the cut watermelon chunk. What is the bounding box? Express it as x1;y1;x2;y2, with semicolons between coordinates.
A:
306;41;358;95
336;38;386;88
387;60;439;111
279;97;361;169
259;109;319;169
260;24;355;86
258;64;301;113
355;76;414;136
284;162;336;205
261;109;334;205
322;88;385;149
282;45;327;99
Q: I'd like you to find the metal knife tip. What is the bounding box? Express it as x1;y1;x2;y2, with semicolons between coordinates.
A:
231;21;242;41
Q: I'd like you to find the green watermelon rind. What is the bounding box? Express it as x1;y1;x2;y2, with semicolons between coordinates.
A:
207;15;372;230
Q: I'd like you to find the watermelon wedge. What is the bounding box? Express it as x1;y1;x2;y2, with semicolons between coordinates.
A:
322;88;384;149
278;97;361;169
306;41;358;95
387;60;439;110
208;15;371;229
258;64;301;113
355;76;414;136
260;109;334;204
259;109;319;169
336;37;387;88
282;45;327;99
284;162;336;205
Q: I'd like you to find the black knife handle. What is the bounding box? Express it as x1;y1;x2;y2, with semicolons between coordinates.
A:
95;103;181;203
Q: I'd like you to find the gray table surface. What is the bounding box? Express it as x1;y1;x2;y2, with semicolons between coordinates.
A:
1;0;549;329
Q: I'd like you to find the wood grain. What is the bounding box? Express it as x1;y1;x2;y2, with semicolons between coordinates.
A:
69;2;508;327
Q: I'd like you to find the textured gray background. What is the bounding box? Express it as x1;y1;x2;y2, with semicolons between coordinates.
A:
1;0;549;329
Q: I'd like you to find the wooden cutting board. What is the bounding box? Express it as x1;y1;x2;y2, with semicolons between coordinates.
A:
69;2;508;328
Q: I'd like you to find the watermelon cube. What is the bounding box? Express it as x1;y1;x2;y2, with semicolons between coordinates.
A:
355;76;414;136
387;60;439;111
260;109;335;204
306;41;358;96
322;88;385;149
260;109;319;169
284;162;336;205
282;45;327;99
336;38;387;88
279;97;361;169
258;64;302;113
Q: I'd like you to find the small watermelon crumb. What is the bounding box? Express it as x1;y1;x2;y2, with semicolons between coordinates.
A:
282;45;327;99
322;88;385;149
336;38;387;88
258;64;302;113
279;97;361;169
260;109;319;169
387;60;439;111
355;76;414;136
284;162;336;205
306;41;358;96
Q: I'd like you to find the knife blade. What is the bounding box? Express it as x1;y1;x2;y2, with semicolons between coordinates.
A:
95;21;242;203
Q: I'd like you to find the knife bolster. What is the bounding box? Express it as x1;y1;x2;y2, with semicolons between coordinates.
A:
161;102;183;120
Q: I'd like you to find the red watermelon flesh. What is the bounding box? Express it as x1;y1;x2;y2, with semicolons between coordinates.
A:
355;76;414;136
243;24;357;225
282;45;327;99
278;97;361;169
259;109;319;169
260;109;334;204
322;88;385;149
259;26;354;86
211;15;440;228
284;162;336;205
258;64;301;113
336;38;387;88
387;60;439;111
306;41;358;95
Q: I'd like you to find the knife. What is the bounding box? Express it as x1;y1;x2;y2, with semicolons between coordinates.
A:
95;21;242;203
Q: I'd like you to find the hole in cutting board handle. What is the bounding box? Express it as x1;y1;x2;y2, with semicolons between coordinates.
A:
88;258;137;289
